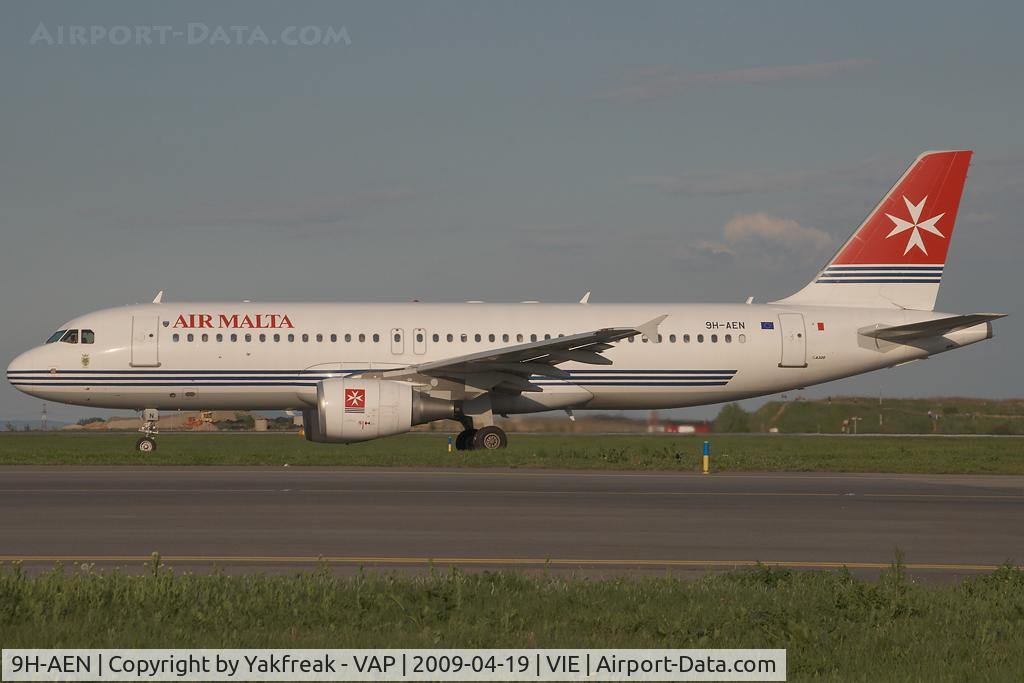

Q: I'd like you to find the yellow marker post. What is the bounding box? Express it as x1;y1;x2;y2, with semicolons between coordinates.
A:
448;435;453;453
702;440;710;474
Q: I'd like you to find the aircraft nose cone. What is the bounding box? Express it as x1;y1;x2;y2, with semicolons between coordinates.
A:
7;349;40;395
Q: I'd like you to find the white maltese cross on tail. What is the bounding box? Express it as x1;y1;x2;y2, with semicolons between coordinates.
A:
885;195;945;255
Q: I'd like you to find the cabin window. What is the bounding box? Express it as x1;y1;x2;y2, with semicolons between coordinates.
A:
628;336;635;343
725;334;732;343
488;333;496;342
641;335;648;343
244;333;252;342
316;333;323;342
45;330;67;344
446;333;454;342
288;333;295;342
216;333;223;342
544;334;551;340
330;333;337;342
201;333;209;342
684;334;691;343
172;333;180;342
81;329;95;344
711;334;718;343
372;333;380;343
187;333;195;342
302;333;309;342
530;334;538;342
502;333;510;342
358;333;366;343
669;334;677;343
231;333;238;342
258;333;266;342
460;333;468;342
395;333;402;343
697;334;704;343
739;334;747;343
657;334;663;343
273;333;280;342
474;333;482;342
345;333;352;342
433;333;440;342
416;332;424;343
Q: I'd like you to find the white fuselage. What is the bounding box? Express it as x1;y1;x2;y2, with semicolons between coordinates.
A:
6;301;991;413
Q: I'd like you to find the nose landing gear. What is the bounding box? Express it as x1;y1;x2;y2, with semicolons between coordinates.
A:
136;408;159;453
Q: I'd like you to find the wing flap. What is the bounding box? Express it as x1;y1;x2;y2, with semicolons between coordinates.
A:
377;315;668;389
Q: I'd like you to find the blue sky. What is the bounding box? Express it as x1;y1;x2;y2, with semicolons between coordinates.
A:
1;1;1022;422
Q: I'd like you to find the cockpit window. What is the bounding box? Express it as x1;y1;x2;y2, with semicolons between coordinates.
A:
60;329;79;344
81;329;95;344
45;330;67;344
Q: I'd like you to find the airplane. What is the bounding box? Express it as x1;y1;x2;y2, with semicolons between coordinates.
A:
6;150;1004;452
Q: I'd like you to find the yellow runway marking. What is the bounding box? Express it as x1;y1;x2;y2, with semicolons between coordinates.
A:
0;555;1013;572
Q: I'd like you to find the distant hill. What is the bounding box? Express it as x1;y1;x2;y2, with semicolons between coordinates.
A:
1;420;70;431
749;397;1024;435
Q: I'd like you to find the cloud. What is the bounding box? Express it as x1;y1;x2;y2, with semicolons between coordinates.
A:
723;212;834;255
183;190;415;229
628;170;820;196
598;59;869;102
693;239;735;258
82;189;414;232
628;157;896;197
681;213;834;267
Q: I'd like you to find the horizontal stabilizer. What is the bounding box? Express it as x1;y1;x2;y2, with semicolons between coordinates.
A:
860;313;1006;342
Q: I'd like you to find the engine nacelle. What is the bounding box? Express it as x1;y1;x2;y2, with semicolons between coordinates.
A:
304;378;456;444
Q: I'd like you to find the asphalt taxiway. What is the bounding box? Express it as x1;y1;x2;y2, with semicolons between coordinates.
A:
1;467;1021;577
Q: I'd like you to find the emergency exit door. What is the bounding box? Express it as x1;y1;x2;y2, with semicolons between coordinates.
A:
130;316;160;367
778;313;807;368
413;328;427;355
391;328;405;355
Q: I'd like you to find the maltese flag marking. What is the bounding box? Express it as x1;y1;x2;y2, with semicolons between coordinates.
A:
345;388;366;413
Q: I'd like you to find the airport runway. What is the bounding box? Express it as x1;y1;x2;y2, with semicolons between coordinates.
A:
1;467;1022;578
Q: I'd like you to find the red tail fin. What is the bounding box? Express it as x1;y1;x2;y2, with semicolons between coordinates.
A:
831;150;971;266
777;150;972;311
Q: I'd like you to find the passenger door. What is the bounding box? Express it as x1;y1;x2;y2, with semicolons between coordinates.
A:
130;316;160;367
778;313;807;368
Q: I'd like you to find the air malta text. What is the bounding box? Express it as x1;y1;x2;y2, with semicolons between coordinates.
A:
171;313;294;329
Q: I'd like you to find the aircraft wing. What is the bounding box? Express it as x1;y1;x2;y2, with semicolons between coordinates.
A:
369;315;667;393
860;313;1006;342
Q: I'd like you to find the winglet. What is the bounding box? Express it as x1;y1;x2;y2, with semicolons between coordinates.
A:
152;290;164;304
579;291;591;304
635;315;668;340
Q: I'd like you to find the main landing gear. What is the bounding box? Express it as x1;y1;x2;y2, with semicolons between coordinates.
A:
136;408;159;453
454;424;508;450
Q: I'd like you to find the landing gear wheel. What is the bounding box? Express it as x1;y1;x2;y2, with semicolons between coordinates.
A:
473;426;508;450
135;437;157;453
455;429;477;451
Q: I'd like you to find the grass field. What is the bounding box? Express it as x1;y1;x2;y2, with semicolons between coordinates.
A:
2;559;1022;681
0;431;1022;473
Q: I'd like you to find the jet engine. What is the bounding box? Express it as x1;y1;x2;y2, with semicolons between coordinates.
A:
303;378;456;443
